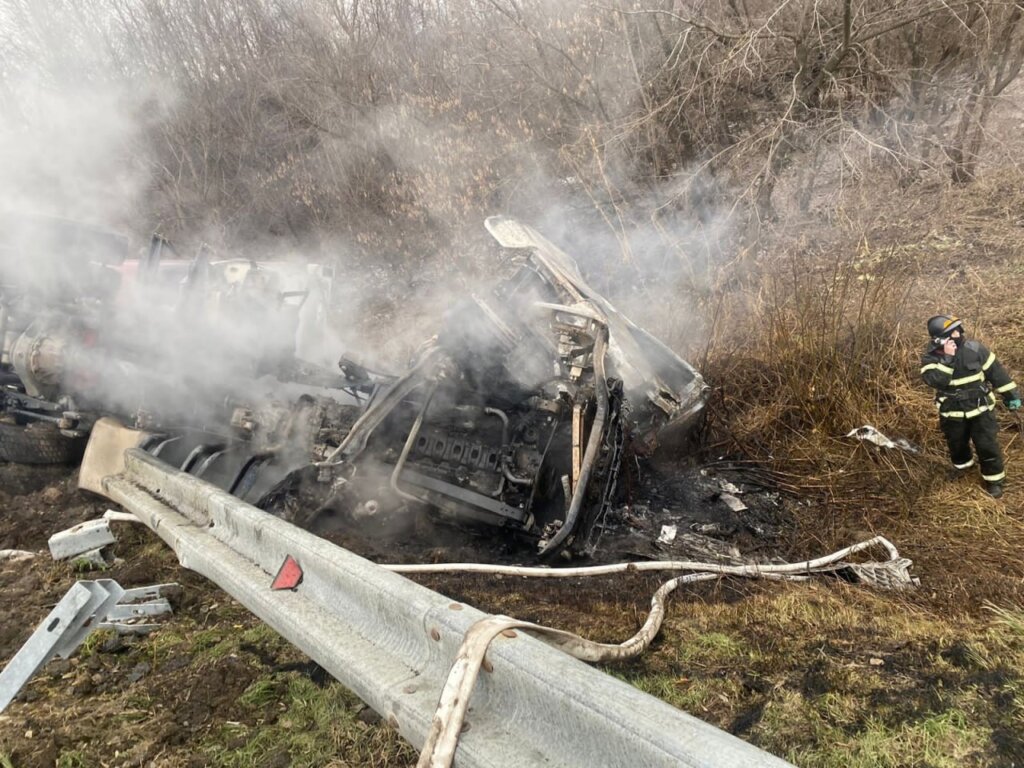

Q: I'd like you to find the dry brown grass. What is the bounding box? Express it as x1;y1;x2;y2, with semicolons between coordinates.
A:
702;168;1024;616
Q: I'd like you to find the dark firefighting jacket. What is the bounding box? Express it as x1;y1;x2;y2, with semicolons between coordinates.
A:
920;339;1020;419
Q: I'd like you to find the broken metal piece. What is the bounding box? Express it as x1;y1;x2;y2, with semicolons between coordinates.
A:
656;524;677;545
0;578;179;711
78;418;153;496
97;583;179;635
484;216;707;436
719;493;748;513
718;479;743;495
0;579;124;712
691;521;728;535
843;559;921;590
103;509;141;524
119;583;179;602
104;599;172;621
673;533;744;563
48;519;116;560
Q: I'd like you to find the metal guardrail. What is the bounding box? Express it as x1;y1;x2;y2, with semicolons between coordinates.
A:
100;448;793;767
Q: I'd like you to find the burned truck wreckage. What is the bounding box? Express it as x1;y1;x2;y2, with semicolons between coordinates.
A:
258;217;708;557
2;215;707;559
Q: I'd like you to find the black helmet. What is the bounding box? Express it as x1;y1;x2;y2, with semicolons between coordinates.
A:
927;315;964;339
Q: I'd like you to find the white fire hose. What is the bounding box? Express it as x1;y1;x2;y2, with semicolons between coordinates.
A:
389;536;914;768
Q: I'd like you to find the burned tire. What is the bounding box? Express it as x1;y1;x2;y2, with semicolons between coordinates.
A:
0;421;87;465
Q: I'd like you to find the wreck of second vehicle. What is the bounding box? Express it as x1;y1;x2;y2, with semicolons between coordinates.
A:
1;214;707;558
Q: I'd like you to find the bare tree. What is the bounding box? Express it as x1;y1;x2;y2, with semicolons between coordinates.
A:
4;0;1022;253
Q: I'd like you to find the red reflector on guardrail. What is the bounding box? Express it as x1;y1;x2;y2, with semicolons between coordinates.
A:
271;555;303;590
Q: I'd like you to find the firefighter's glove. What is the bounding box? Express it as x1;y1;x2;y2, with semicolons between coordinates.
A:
1008;399;1022;411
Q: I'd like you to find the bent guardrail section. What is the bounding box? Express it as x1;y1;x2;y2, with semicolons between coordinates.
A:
99;448;793;768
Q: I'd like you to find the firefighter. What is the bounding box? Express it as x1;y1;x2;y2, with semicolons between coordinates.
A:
921;315;1022;498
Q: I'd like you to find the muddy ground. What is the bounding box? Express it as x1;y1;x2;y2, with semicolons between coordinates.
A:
0;461;413;768
0;455;792;764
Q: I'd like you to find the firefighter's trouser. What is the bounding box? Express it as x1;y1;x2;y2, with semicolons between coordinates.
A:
940;410;1005;483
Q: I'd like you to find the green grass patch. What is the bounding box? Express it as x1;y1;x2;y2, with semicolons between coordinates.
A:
71;556;108;573
238;677;283;710
201;674;415;768
144;625;189;665
763;698;991;768
608;585;1024;764
55;751;92;768
77;629;116;659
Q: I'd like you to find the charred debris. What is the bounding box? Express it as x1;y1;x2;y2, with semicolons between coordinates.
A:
1;215;708;560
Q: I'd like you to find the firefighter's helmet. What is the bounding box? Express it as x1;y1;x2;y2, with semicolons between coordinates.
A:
927;315;964;340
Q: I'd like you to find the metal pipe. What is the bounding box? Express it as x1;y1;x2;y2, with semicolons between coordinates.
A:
482;407;530;490
482;407;508;446
321;347;441;465
502;463;533;486
570;403;583;493
390;380;439;503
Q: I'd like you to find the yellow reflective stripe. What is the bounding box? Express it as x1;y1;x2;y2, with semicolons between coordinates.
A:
953;459;975;469
942;401;996;419
983;352;996;371
949;372;985;386
996;381;1018;393
921;363;954;375
982;471;1006;482
965;402;995;418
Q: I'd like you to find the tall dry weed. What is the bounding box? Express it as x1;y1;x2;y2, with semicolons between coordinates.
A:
703;239;938;510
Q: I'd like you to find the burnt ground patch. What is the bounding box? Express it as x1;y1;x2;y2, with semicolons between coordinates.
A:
294;457;795;570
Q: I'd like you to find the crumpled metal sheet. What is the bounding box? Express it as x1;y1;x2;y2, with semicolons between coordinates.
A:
484;216;708;438
719;493;748;512
845;425;920;454
843;558;921;590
